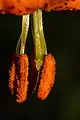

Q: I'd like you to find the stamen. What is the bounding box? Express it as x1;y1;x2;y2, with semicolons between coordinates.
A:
37;54;56;100
8;61;16;95
16;54;29;103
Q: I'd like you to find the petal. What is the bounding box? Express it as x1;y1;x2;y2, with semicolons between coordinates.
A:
44;0;80;11
2;0;46;15
1;0;80;15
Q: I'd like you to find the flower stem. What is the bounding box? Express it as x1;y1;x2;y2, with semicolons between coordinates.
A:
16;14;30;54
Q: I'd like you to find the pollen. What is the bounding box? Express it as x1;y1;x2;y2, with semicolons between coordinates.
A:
16;54;29;103
37;53;56;100
8;61;16;95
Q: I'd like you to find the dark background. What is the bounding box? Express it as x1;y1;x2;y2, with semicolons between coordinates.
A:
0;11;80;120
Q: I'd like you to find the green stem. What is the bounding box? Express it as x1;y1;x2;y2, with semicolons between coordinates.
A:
16;14;30;54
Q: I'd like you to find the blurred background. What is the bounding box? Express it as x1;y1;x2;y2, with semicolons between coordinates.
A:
0;11;80;120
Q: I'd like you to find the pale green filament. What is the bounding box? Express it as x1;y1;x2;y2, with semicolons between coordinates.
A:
32;9;47;70
36;9;47;55
32;11;43;60
32;9;47;60
16;14;30;54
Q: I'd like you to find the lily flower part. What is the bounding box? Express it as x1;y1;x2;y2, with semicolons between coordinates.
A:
0;0;80;15
9;54;29;103
9;61;16;95
8;15;30;103
37;54;56;100
16;54;29;103
8;9;56;103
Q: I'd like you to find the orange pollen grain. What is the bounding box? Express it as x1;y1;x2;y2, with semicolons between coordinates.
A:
37;53;56;100
8;61;16;95
16;54;29;103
